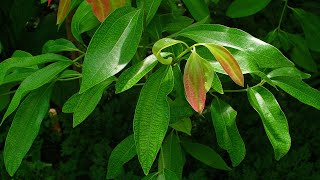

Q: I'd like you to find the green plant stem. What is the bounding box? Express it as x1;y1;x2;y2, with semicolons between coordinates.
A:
277;0;288;30
217;81;266;93
72;54;85;63
58;76;82;81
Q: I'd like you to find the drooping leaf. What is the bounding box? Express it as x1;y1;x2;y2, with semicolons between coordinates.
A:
169;98;194;124
152;38;188;65
11;50;33;58
0;84;13;112
181;141;231;171
200;57;214;92
175;24;294;69
271;77;320;110
226;0;272;18
71;0;100;43
158;132;185;179
210;97;246;167
158;169;179;180
80;7;143;93
172;65;185;98
1;61;72;125
247;86;291;160
183;50;206;113
86;0;110;22
267;67;311;80
142;173;158;180
106;135;136;179
182;0;210;21
116;54;169;94
57;0;71;24
170;118;192;136
62;77;116;127
137;0;162;25
212;71;223;94
2;69;37;85
134;66;174;175
4;84;52;176
42;39;80;54
0;54;70;83
292;8;320;52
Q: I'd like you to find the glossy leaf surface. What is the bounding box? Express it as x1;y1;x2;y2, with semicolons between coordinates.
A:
267;67;311;79
226;0;272;18
183;50;206;113
134;66;174;175
4;84;52;176
247;86;291;160
107;135;136;179
80;7;143;93
211;97;245;166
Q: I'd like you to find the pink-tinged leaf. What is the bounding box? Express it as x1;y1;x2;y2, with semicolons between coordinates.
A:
184;50;206;113
48;0;52;6
57;0;71;24
86;0;111;22
202;43;244;87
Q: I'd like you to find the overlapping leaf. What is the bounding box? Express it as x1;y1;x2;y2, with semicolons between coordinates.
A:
57;0;71;24
137;0;162;25
226;0;272;18
42;39;80;54
182;0;210;21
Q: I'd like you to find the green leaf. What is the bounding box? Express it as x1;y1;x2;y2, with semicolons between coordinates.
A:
11;50;33;58
200;57;214;92
2;69;37;85
176;24;294;69
181;141;231;171
137;0;162;25
142;173;158;180
212;71;223;94
158;169;179;180
116;54;169;93
57;0;71;24
80;7;143;93
62;77;116;127
170;118;192;136
267;67;311;79
4;84;52;176
210;97;246;167
1;61;72;125
226;0;272;18
271;77;320;110
247;86;291;160
172;65;185;98
158;132;185;179
183;50;206;113
201;43;244;87
292;8;320;52
152;38;188;65
134;66;174;175
106;135;136;179
181;0;210;21
169;98;194;124
287;34;317;72
160;14;194;34
0;84;13;112
71;0;100;43
42;39;80;54
0;54;70;83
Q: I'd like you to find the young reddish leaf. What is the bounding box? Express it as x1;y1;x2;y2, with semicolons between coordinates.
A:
183;50;206;113
48;0;52;6
87;0;111;22
202;43;244;87
57;0;71;24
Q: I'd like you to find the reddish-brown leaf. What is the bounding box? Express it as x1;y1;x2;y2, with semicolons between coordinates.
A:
86;0;111;22
183;50;206;113
56;0;71;24
203;43;244;87
48;0;52;6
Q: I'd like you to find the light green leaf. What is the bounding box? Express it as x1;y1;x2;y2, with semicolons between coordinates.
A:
2;61;72;124
226;0;272;18
271;76;320;110
71;0;100;43
181;141;231;171
80;7;143;93
0;54;70;83
116;53;169;94
210;97;245;167
42;39;80;54
137;0;162;25
152;38;188;65
176;24;294;69
62;77;116;127
134;66;174;175
158;169;179;180
247;86;291;160
170;118;192;136
267;67;311;79
158;132;185;179
4;84;52;176
182;0;210;21
106;135;136;179
292;8;320;52
200;57;214;92
212;71;223;94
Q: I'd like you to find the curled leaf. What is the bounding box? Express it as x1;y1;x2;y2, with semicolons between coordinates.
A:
57;0;71;25
202;43;244;87
183;49;206;113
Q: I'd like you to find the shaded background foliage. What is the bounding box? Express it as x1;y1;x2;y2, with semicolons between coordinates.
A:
0;0;319;179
